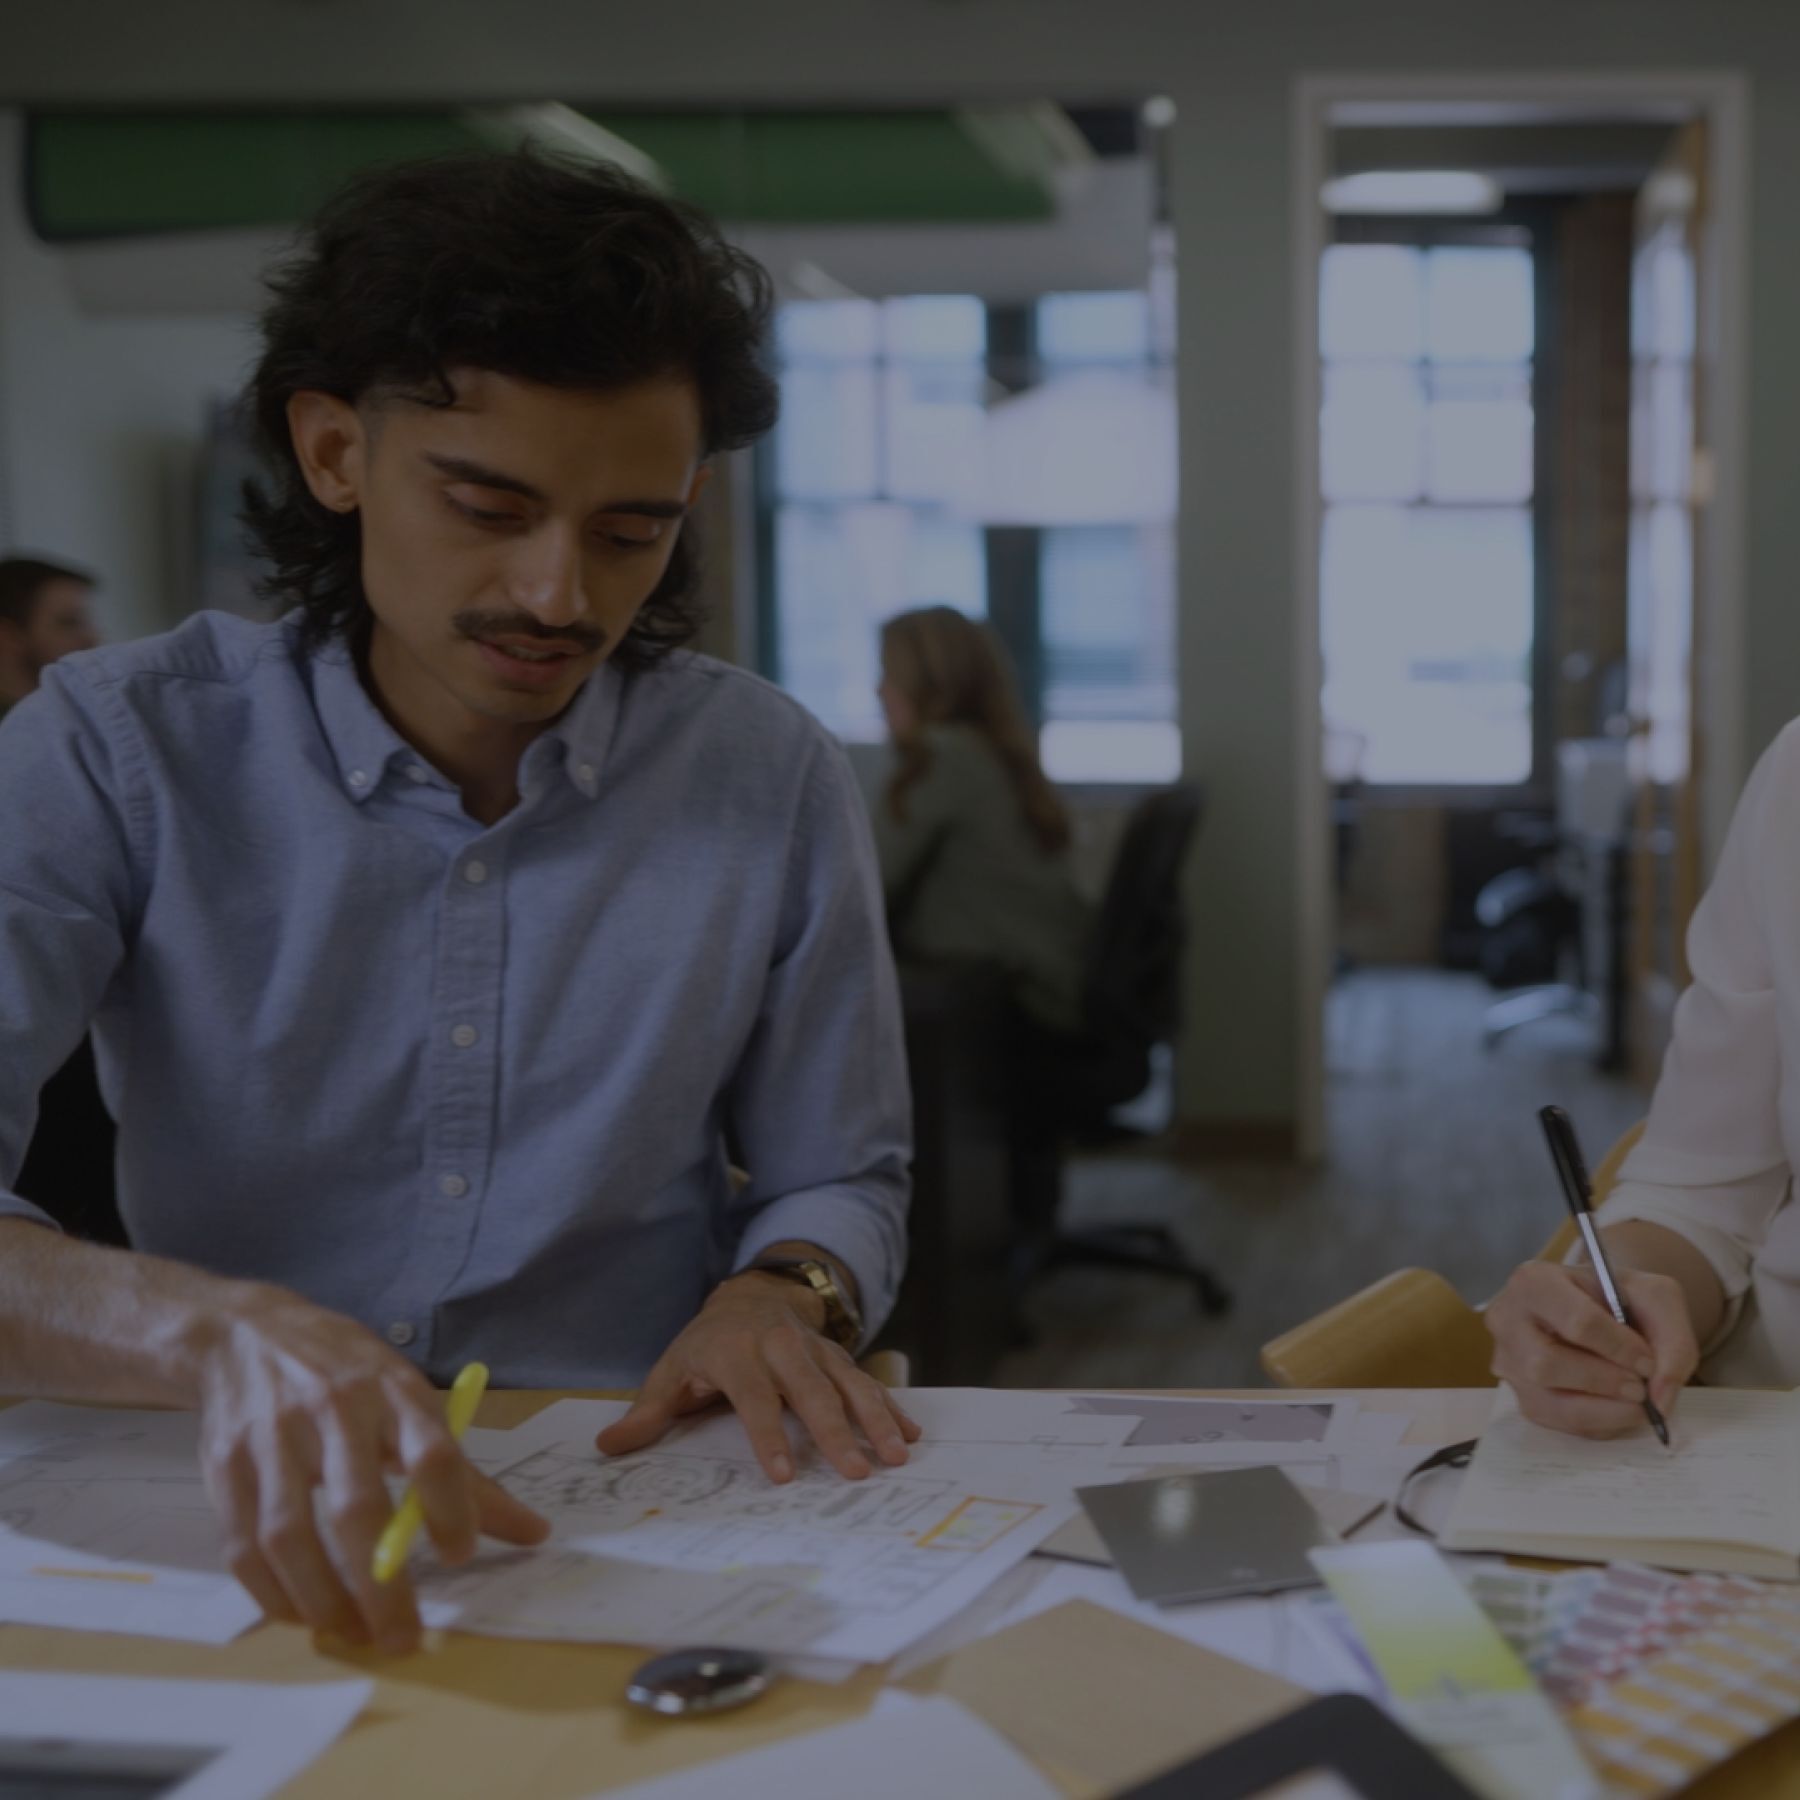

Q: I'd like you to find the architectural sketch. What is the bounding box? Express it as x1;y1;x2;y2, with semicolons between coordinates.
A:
0;1405;261;1642
412;1415;1077;1663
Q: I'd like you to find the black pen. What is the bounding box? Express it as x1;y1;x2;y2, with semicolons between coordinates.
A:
1538;1105;1671;1447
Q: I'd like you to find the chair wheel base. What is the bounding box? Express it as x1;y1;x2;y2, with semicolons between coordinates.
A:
1026;1224;1232;1317
1197;1277;1232;1316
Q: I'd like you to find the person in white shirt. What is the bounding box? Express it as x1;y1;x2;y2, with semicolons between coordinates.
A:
1488;723;1800;1435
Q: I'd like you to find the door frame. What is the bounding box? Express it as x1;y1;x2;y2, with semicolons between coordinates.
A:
1290;70;1751;1162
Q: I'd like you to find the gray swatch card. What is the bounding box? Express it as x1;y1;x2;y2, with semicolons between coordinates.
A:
1075;1465;1337;1606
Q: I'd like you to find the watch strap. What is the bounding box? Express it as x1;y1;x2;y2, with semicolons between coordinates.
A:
751;1257;863;1350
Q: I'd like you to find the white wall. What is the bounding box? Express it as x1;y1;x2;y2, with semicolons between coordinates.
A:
0;112;258;639
5;0;1798;1138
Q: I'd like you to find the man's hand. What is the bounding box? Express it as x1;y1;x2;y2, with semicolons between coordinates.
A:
193;1287;549;1652
595;1273;921;1482
1486;1260;1700;1437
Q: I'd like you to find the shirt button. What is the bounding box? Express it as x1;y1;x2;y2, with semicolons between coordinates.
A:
406;763;430;784
462;860;489;885
576;762;597;787
439;1172;469;1198
385;1320;417;1347
451;1024;478;1049
347;769;370;789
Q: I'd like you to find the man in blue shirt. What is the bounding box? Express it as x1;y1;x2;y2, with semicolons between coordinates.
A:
0;150;914;1654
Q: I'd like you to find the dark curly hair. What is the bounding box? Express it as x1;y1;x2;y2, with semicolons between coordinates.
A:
244;147;779;667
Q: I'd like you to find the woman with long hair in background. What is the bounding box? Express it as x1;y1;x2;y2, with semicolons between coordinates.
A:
874;605;1092;1035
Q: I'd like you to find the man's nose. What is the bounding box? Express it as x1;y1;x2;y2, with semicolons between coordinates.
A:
510;529;587;627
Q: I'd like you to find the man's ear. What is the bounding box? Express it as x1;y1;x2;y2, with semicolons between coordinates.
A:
286;391;367;514
685;463;713;510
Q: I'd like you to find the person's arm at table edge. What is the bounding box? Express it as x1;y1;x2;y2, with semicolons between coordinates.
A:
0;1216;549;1649
0;1215;250;1406
0;671;549;1650
597;737;915;1480
1489;728;1794;1435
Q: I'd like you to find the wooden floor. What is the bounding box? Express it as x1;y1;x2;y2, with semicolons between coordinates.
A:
994;966;1650;1390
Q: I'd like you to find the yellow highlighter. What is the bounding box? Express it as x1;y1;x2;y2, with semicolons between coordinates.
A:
372;1361;489;1585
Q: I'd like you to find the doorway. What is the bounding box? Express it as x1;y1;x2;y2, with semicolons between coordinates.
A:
1291;75;1750;1169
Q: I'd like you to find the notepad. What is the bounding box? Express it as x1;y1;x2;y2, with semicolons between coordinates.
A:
1441;1387;1800;1578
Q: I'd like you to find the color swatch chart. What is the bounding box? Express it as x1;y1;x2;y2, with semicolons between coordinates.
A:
1464;1562;1800;1796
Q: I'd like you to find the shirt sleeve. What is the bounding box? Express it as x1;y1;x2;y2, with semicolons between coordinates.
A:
725;737;912;1344
0;664;143;1232
1592;727;1795;1349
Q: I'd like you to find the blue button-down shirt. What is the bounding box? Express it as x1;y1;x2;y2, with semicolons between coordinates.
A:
0;613;910;1386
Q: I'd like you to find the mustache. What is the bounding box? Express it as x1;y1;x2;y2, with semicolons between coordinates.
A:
452;611;607;654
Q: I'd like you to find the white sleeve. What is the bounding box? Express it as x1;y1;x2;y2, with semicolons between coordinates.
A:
1594;728;1795;1346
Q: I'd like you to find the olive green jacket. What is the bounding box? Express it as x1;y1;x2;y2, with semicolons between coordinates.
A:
872;725;1092;1035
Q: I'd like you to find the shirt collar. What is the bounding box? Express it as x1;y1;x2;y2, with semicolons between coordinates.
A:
541;658;624;802
310;640;411;805
309;635;623;805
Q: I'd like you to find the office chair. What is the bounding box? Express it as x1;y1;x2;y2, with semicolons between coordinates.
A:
1007;782;1231;1318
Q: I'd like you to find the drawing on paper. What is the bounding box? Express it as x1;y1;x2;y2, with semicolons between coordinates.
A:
917;1499;1043;1553
412;1429;1056;1658
496;1445;1016;1544
0;1455;226;1589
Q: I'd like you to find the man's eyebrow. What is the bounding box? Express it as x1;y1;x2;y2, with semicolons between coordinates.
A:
424;454;546;502
423;454;689;518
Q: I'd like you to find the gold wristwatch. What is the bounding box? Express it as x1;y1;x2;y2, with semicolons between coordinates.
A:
751;1256;864;1351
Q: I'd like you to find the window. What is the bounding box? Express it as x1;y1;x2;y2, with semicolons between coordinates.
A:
767;296;988;744
1031;291;1180;783
763;282;1180;783
1319;240;1537;786
1630;218;1697;788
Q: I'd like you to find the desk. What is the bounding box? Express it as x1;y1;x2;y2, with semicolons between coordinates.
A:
0;1389;1794;1798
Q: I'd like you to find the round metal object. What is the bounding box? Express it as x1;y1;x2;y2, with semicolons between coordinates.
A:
624;1647;775;1718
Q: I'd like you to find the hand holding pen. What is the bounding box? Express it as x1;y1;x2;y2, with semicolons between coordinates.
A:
1485;1110;1700;1439
1537;1107;1669;1445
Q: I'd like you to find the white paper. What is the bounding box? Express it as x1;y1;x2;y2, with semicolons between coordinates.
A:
1057;1394;1413;1467
0;1673;369;1800
417;1399;1082;1663
1443;1387;1800;1562
884;1556;1062;1679
448;1395;1422;1669
509;1390;1140;1476
1064;1392;1352;1454
0;1403;261;1643
892;1388;1142;1466
597;1694;1059;1800
460;1423;543;1477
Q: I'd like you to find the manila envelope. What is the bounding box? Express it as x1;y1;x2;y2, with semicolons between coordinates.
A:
900;1598;1304;1798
